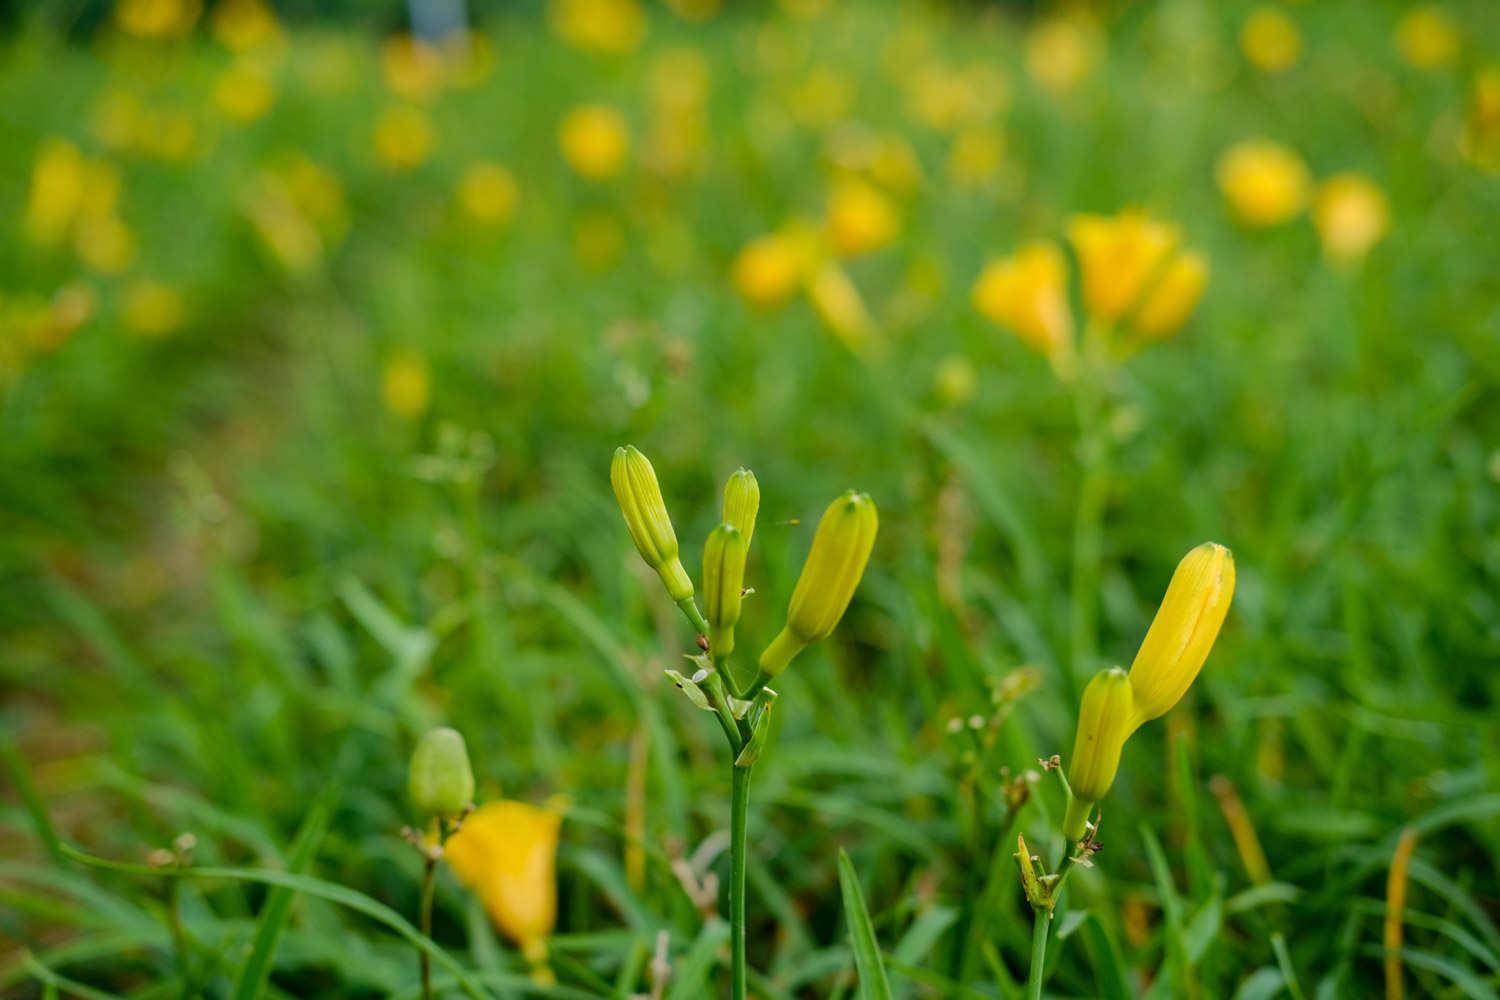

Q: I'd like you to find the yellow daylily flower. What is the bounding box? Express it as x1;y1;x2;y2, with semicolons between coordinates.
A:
1313;173;1390;263
1068;211;1181;325
971;241;1074;363
1216;138;1310;227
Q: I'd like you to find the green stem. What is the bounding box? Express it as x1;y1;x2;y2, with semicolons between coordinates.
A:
419;854;437;1000
1026;904;1050;1000
1067;337;1110;705
730;763;752;1000
166;877;193;997
676;596;710;637
739;670;772;703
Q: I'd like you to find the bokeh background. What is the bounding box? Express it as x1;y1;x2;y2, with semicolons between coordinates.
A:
3;0;1499;997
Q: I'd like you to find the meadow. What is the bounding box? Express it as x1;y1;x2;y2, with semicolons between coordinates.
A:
2;0;1499;997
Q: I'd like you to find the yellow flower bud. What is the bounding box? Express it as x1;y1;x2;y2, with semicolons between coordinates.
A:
1132;251;1209;341
1216;138;1310;228
408;726;475;820
1127;542;1236;730
558;104;630;181
703;524;747;656
445;799;563;970
722;468;760;551
1063;668;1134;840
971;241;1074;363
759;491;877;676
1067;210;1181;325
610;446;693;602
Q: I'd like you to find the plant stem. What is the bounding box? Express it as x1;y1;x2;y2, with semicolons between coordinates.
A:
419;853;437;1000
1026;904;1050;1000
676;596;710;637
729;762;752;1000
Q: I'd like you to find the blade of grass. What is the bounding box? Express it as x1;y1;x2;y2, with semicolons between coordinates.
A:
837;848;894;1000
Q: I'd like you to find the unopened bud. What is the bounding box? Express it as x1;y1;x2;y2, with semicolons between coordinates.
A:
703;524;747;656
1127;542;1235;730
722;468;760;551
611;445;693;602
409;727;475;821
1063;668;1134;840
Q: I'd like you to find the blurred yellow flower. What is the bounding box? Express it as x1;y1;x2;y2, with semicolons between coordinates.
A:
382;354;431;418
243;164;336;275
1240;7;1301;74
933;354;977;408
115;0;199;39
1132;252;1209;341
1068;211;1180;325
445;800;563;973
1395;5;1460;70
948;125;1005;187
120;280;184;337
807;262;874;351
732;225;819;310
549;0;645;54
647;48;710;114
373;105;435;172
972;241;1074;362
1025;15;1102;93
1216;138;1310;227
905;65;1000;131
215;60;276;123
209;0;281;52
75;214;138;274
25;139;89;247
825;179;898;257
1312;173;1389;263
382;34;446;101
558;105;630;180
1462;66;1500;172
788;67;856;128
458;162;519;225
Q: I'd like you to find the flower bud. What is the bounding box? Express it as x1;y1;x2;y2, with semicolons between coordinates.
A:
1063;668;1134;840
703;523;747;656
1127;542;1236;730
759;491;877;676
408;727;475;820
722;468;760;551
610;445;693;602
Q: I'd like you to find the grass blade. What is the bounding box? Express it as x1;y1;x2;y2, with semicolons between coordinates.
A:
837;848;894;1000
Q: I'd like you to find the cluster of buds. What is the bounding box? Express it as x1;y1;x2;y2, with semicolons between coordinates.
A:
1061;542;1237;842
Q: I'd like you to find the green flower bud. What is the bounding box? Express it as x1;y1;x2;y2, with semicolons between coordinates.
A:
409;727;475;821
611;445;693;602
1063;668;1134;841
703;524;747;656
759;491;878;676
722;468;760;551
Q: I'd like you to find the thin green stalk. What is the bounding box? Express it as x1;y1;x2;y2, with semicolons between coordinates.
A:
1026;905;1050;1000
729;763;752;1000
739;670;772;703
419;853;438;1000
1068;367;1109;706
676;596;710;637
166;878;194;997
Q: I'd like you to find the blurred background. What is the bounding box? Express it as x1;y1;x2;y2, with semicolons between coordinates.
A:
2;0;1498;996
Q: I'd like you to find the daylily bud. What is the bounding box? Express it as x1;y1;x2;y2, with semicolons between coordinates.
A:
610;445;693;602
759;491;878;676
1127;542;1236;730
408;727;475;821
703;524;747;656
1063;668;1134;840
722;468;760;551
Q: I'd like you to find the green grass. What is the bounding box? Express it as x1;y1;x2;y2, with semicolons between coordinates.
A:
2;0;1499;997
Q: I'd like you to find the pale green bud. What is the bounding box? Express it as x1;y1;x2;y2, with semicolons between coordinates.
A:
722;468;760;552
703;524;747;656
1063;668;1134;840
409;727;475;821
610;445;693;602
759;491;877;676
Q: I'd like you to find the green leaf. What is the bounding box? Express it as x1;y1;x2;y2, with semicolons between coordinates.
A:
837;849;894;1000
665;918;730;1000
1080;913;1133;1000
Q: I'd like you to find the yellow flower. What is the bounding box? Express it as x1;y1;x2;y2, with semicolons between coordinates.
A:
611;445;694;603
382;34;446;102
1132;252;1209;341
215;60;276;123
445;800;563;970
825;179;898;257
458;162;519;225
1127;542;1235;731
1068;211;1181;325
971;241;1074;362
759;491;878;676
373;105;435;172
1313;173;1390;263
382;354;431;419
732;225;819;310
25;140;88;247
1063;667;1135;839
703;524;747;657
548;0;645;54
75;214;137;274
558;105;630;181
1240;6;1301;74
806;261;875;351
1025;15;1102;93
209;0;281;52
115;0;199;39
947;126;1005;187
1395;5;1460;70
244;174;323;275
120;280;184;337
1216;138;1310;227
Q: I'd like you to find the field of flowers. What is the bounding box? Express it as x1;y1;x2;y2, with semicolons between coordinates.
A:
2;0;1499;997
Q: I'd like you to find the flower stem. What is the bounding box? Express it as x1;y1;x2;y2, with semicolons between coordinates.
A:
419;853;437;1000
730;762;752;1000
1026;904;1050;1000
